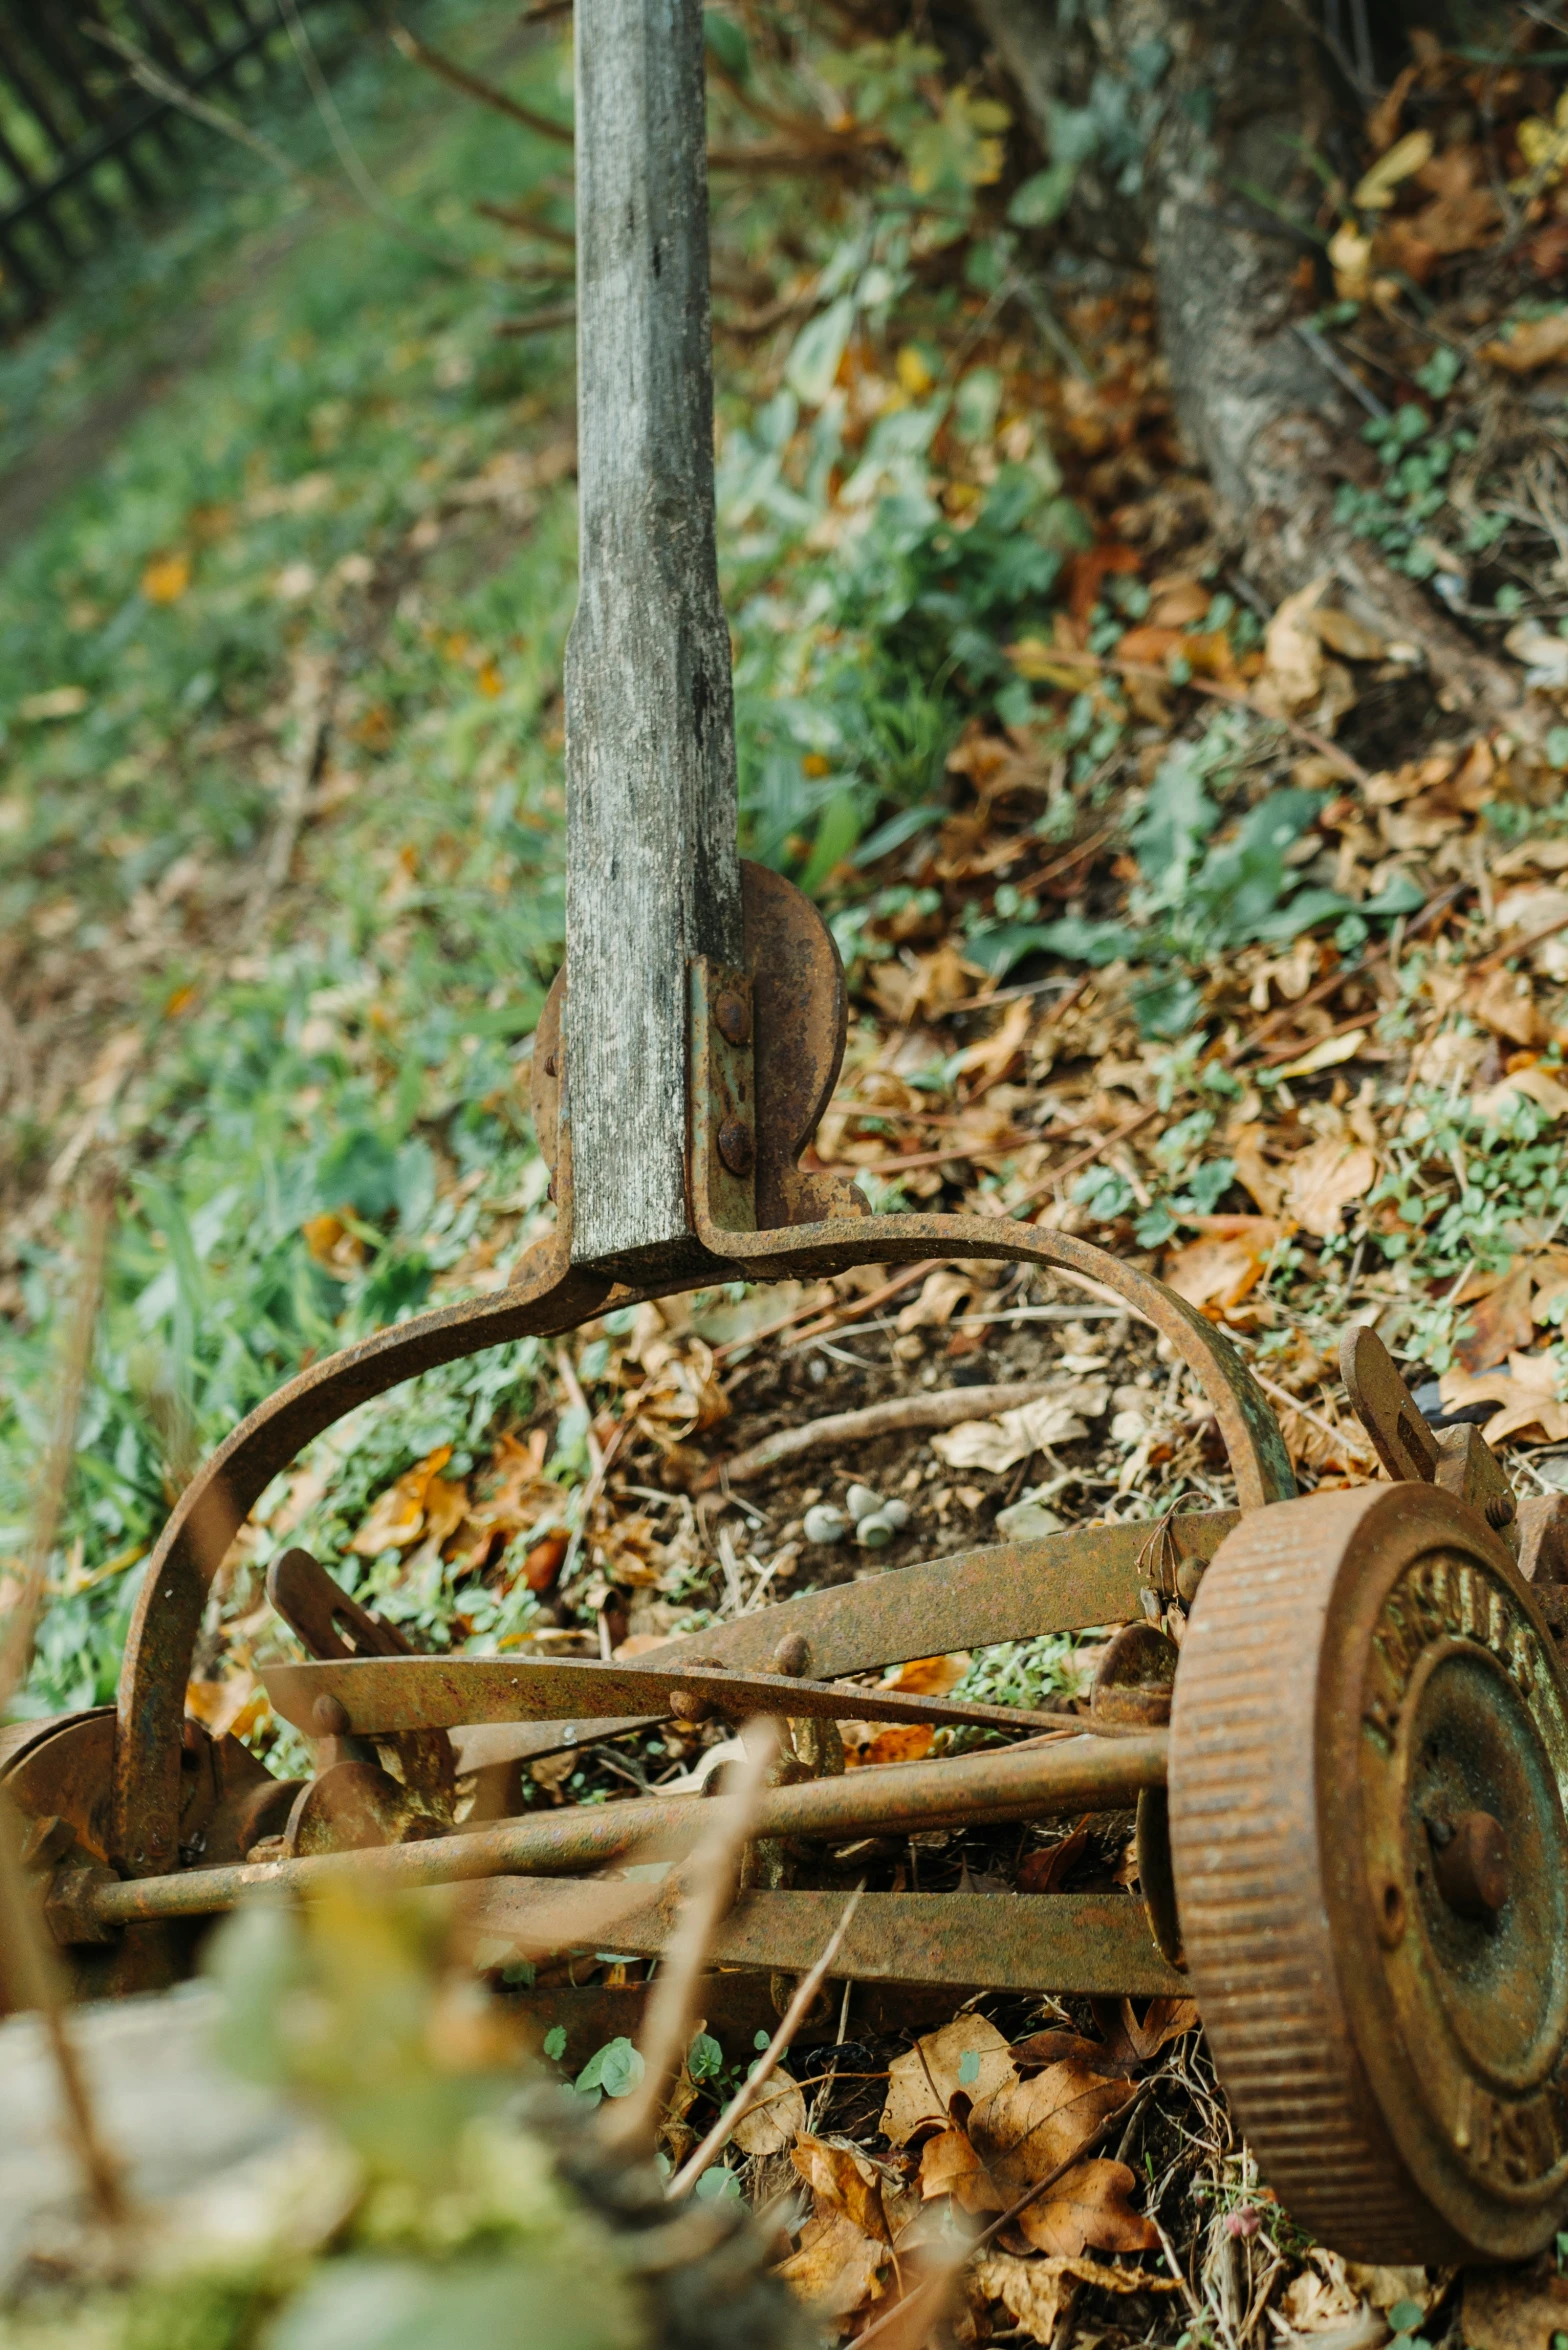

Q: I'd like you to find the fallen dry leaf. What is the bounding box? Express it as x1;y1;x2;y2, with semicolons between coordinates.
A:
1474;1064;1568;1123
732;2068;807;2159
1466;966;1543;1048
881;1653;971;1697
776;2209;888;2317
349;1445;457;1555
918;2125;988;2204
1285;1137;1376;1239
1228;1122;1287;1217
957;2063;1144;2242
1440;1350;1568;1442
1455;1261;1536;1374
1163;1219;1281;1313
1329;219;1374;301
971;2252;1074;2345
850;1723;936;1769
867;940;978;1024
1461;2264;1568;2350
896;1268;974;1333
184;1671;263;1741
1270;1029;1368;1081
1092;1995;1200;2065
952;994;1034;1092
973;2251;1179;2346
931;1381;1109;1472
1312;604;1387;661
1481;310;1568;373
142;550;192;603
791;2133;893;2242
1353;126;1434;207
1011;2158;1159;2258
881;2015;1016;2147
1017;1823;1091;1895
1252;577;1329;716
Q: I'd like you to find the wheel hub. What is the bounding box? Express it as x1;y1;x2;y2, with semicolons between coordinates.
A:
1370;1592;1568;2130
1170;1483;1568;2263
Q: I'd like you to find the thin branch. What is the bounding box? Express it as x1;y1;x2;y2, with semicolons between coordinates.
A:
597;1720;780;2154
702;1379;1061;1488
1006;1105;1161;1219
391;25;575;145
721;1259;941;1358
495;303;578;338
82;24;298;177
665;1884;864;2196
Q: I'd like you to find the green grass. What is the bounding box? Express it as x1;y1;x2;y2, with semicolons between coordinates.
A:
1;2;585;1712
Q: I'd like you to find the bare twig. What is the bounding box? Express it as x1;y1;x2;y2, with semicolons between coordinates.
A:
598;1720;781;2154
1250;1371;1376;1464
495;303;579;338
715;1260;941;1359
849;1128;1034;1178
1256;1007;1373;1071
701;1380;1061;1488
391;24;575;144
82;24;298;176
1471;903;1568;975
0;1168;114;1709
665;1884;864;2197
1007;1105;1161;1217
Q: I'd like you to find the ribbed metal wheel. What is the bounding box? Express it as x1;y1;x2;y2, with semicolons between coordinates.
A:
1169;1483;1568;2263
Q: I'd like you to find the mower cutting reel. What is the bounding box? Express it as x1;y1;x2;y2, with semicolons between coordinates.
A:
10;0;1568;2279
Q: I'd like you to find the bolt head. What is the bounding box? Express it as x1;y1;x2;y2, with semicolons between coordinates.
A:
717;1115;755;1177
1486;1489;1517;1528
1431;1807;1511;1919
771;1631;813;1679
714;989;751;1046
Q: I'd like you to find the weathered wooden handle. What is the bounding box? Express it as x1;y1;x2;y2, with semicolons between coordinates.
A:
565;0;742;1278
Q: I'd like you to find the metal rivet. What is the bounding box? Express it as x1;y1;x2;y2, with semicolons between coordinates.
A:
771;1631;813;1679
714;989;751;1046
718;1116;755;1177
1431;1809;1511;1918
543;1050;558;1078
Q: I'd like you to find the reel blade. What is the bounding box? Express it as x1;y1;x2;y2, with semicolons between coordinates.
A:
262;1653;1147;1743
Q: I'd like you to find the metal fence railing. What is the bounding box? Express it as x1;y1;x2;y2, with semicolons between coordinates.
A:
0;2;350;331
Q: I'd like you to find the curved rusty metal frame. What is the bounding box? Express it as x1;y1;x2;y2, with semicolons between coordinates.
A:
112;1199;1292;1875
111;872;1293;1878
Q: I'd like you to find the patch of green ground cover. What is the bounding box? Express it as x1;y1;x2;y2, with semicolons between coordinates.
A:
1;7;586;1713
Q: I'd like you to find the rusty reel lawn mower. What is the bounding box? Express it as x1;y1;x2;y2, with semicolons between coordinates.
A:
8;0;1568;2279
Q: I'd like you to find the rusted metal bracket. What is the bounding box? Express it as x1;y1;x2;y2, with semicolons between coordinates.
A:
1341;1324;1519;1543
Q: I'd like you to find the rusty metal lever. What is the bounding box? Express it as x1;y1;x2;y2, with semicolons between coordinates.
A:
1339;1325;1442;1485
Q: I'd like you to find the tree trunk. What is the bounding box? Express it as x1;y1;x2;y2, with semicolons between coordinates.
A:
973;0;1518;719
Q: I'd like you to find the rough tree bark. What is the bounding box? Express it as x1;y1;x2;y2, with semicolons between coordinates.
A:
972;0;1519;720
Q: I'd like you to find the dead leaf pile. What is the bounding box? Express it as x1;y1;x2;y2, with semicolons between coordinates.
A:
774;2011;1190;2342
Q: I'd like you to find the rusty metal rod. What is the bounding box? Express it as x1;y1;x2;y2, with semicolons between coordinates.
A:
86;1732;1167;1927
